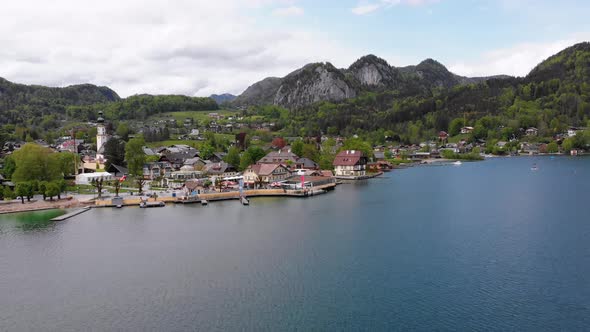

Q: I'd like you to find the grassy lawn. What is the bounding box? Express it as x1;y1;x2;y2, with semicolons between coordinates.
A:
148;109;238;125
145;134;236;148
447;134;470;143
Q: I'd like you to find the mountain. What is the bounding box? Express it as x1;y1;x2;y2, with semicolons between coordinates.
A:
527;42;590;84
233;55;508;109
209;93;236;104
0;77;120;112
232;77;282;106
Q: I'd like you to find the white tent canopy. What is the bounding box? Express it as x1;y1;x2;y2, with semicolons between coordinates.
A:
75;172;114;185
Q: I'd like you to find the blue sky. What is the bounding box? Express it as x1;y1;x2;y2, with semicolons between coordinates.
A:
1;0;589;96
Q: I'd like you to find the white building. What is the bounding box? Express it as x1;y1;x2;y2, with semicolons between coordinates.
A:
95;111;110;161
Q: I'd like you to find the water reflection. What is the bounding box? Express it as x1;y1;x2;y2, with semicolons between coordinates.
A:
0;209;65;232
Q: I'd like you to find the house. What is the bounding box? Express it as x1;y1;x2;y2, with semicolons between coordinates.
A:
243;163;291;186
184;157;207;170
106;164;128;178
567;127;585;137
143;162;173;179
461;126;474;134
208;152;227;163
295;157;319;170
521;143;540;155
203;162;239;178
259;149;299;164
373;151;386;161
333;150;367;178
525;127;538;136
439;131;449;141
159;148;200;169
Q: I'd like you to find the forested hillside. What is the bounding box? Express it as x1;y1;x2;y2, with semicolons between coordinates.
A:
273;43;590;143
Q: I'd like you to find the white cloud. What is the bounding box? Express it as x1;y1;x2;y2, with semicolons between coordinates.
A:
449;33;590;77
272;6;304;16
351;0;439;15
0;0;358;97
351;3;382;15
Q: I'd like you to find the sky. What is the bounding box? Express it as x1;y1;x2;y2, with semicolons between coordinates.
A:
1;0;589;98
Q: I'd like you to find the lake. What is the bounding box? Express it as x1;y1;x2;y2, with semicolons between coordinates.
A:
1;156;589;331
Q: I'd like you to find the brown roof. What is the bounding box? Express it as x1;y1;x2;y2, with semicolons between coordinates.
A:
333;150;366;166
248;163;289;176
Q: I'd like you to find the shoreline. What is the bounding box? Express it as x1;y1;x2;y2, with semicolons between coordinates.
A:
1;154;586;215
0;198;91;215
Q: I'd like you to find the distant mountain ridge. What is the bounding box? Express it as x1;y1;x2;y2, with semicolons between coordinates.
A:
209;93;236;104
232;55;514;109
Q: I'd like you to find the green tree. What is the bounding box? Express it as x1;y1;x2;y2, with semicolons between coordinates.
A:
104;137;126;169
2;156;16;179
111;180;122;197
38;181;48;200
246;146;266;163
224;146;241;167
3;187;15;201
199;142;215;160
341;137;374;159
11;143;61;182
116;122;131;141
291;140;304;157
90;178;105;199
125;137;146;177
239;151;254;171
448;118;464;136
546;142;559;153
562;138;574;153
45;182;60;201
15;182;32;204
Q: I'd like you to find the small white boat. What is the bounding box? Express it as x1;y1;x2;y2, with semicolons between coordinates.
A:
452;161;462;166
531;163;539;171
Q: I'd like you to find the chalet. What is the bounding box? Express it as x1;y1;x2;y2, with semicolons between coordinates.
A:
143;162;173;180
184;157;207;170
159;148;200;169
525;127;538;136
203;162;239;178
439;131;449;141
259;149;299;164
333;150;367;177
461;126;474;134
243;163;291;187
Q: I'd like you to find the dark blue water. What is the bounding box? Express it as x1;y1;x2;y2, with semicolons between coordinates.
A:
1;157;589;331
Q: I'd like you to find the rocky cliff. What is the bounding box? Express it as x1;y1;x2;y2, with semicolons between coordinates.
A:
233;55;512;109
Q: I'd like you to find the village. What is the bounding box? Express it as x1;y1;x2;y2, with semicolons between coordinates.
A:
0;108;588;213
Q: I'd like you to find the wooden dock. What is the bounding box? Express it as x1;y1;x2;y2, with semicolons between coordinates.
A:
51;207;91;221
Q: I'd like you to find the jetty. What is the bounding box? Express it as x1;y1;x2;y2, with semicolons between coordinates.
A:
51;207;91;221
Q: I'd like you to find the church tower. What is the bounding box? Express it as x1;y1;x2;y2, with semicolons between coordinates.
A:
96;111;108;160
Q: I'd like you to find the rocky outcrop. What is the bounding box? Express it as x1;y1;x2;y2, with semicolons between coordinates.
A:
273;63;356;109
232;55;512;109
347;54;402;89
232;77;282;106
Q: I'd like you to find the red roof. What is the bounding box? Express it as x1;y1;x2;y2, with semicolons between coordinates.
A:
333;150;365;166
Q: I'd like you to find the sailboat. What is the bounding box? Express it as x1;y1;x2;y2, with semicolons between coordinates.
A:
531;163;539;171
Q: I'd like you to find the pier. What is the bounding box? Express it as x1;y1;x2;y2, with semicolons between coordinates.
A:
51;207;91;221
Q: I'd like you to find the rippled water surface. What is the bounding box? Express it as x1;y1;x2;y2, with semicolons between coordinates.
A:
1;157;589;331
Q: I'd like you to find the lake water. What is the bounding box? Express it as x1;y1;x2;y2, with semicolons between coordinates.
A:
1;156;589;331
